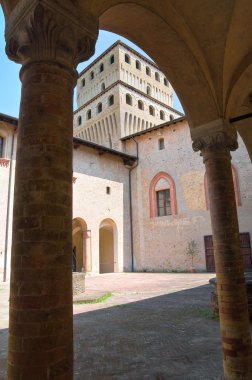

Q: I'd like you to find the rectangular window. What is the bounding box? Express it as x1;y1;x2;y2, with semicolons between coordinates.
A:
158;138;165;150
157;189;171;216
0;137;4;158
106;186;111;195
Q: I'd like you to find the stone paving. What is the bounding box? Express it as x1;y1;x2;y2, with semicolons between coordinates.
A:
1;273;226;379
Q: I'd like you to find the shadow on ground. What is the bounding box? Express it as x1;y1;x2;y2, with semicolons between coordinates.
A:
0;284;222;380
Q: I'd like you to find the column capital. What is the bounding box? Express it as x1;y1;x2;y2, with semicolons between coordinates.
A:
191;118;238;153
4;0;98;72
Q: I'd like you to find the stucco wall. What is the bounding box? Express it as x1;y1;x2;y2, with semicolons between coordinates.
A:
125;119;252;272
72;143;131;274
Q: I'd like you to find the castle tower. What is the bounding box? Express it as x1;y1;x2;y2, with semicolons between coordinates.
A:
73;41;183;150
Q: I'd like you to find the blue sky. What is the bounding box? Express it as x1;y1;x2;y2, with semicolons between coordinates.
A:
0;9;183;118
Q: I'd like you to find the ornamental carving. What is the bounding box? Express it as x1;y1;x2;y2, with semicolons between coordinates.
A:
5;1;98;70
192;131;238;153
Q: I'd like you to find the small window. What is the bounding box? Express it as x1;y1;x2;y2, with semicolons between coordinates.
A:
86;109;91;120
0;137;4;158
155;72;160;82
100;63;104;72
138;100;144;110
164;78;168;86
170;114;174;121
81;78;85;87
158;138;165;150
106;186;111;195
136;60;141;70
126;94;132;105
108;95;114;106
90;71;94;80
101;83;105;91
110;55;115;64
157;189;171;216
149;105;155;116
97;102;102;113
146;66;151;76
77;116;82;126
125;54;131;64
147;85;151;96
160;110;165;120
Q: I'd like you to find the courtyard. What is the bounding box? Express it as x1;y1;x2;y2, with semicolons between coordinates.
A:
0;273;224;379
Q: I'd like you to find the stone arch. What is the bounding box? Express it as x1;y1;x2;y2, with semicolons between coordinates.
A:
99;2;219;127
99;218;118;273
72;218;90;272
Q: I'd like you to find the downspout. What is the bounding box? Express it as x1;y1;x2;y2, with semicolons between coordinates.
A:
3;132;15;282
128;137;139;272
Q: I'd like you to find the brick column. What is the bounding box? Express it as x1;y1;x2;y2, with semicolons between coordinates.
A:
4;2;97;379
192;121;252;380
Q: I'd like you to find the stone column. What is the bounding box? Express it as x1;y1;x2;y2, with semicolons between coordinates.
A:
192;120;252;380
4;2;98;379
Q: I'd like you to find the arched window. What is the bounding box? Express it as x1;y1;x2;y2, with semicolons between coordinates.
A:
160;110;165;120
155;72;160;82
164;78;168;86
97;102;102;113
149;105;155;116
204;165;241;209
136;60;141;70
90;71;94;80
146;85;151;96
99;63;104;72
81;78;85;87
125;54;131;64
77;116;82;126
108;95;114;106
86;109;91;120
149;172;177;217
146;66;151;76
126;94;132;105
110;55;115;64
138;100;144;110
170;114;174;121
101;83;105;91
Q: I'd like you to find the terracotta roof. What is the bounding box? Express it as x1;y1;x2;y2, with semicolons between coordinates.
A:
120;116;186;140
0;113;18;127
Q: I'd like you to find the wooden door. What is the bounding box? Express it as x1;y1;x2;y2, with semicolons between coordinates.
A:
204;233;252;272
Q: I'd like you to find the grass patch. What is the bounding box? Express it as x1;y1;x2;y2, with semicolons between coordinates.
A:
198;308;219;321
75;292;112;305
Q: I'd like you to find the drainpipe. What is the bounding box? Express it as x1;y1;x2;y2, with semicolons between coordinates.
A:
128;137;139;272
3;132;15;282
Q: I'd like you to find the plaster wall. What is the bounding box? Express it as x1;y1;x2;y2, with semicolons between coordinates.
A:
118;44;173;106
0;122;16;281
74;86;121;149
72;144;131;273
77;44;120;107
125;120;252;272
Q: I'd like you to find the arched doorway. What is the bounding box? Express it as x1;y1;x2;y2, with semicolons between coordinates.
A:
99;219;117;273
72;218;88;272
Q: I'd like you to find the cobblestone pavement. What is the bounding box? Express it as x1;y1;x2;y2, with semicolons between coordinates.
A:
1;273;225;379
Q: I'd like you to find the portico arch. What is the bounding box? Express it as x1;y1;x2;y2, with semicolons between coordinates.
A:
72;218;88;272
99;218;117;274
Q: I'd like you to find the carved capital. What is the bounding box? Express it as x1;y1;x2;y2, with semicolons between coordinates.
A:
192;131;238;152
5;0;98;71
191;119;238;153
